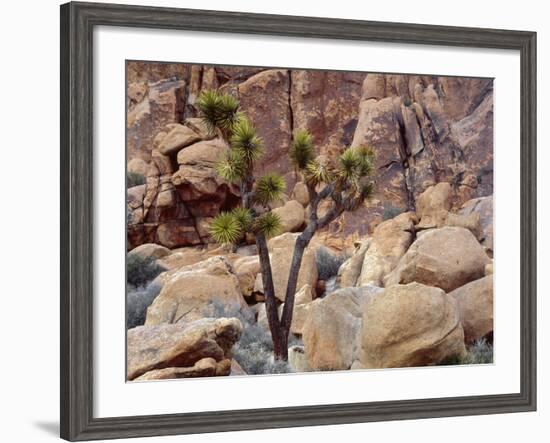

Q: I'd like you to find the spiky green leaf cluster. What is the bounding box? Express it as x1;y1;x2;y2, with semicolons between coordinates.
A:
208;207;255;245
254;212;282;238
231;207;253;231
338;148;361;181
196;90;240;135
336;145;375;184
254;173;286;206
230;117;264;164
216;150;246;182
209;212;242;244
289;129;315;169
304;160;332;186
317;145;376;213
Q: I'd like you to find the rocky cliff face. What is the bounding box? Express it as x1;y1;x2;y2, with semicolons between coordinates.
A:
126;62;492;250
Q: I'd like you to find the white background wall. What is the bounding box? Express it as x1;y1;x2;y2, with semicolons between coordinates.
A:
0;1;546;442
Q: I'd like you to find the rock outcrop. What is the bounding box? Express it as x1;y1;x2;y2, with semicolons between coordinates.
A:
272;200;306;233
238;70;293;182
127;79;186;163
302;285;383;370
450;275;494;344
415;182;480;235
127;63;493;250
360;283;466;368
127;133;240;250
145;256;249;325
384;226;490;292
127;317;242;380
135;357;223;380
127;243;171;261
459;195;494;256
336;74;492;239
337;240;371;287
357;212;417;286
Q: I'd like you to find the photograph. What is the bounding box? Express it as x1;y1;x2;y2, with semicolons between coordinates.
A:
125;61;494;381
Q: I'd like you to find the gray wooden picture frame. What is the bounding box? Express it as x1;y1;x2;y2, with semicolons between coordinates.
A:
60;1;537;441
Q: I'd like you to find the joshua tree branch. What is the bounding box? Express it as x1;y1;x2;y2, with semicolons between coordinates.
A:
279;224;315;339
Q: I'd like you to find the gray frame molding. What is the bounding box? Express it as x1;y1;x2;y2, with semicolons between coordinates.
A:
60;2;537;441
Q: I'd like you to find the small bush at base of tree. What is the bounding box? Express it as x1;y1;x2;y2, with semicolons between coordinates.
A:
209;301;300;375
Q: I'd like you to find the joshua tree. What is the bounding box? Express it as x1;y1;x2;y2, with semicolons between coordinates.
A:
197;89;375;361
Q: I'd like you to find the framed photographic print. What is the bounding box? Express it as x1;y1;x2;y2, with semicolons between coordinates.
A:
60;1;537;441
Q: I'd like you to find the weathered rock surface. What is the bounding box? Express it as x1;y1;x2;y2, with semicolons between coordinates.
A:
459;195;494;255
360;283;466;368
126;63;493;255
127;62;189;84
337;239;370;287
357;212;417;286
233;255;260;275
128;243;171;261
145;256;249;325
238;69;293;183
302;285;383;370
333;74;493;241
291;182;310;207
415;183;480;236
127;317;242;380
135;357;227;380
155;245;230;271
291;70;363;156
272;200;305;233
127;158;149;177
450;275;493;344
416;182;452;228
127;135;240;250
288;346;311;373
127;79;186;162
384;226;490;292
157;123;202;155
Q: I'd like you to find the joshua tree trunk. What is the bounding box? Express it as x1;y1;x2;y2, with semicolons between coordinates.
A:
255;233;288;360
258;202;343;361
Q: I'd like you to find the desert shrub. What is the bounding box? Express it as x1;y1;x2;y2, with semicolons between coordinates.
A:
382;203;403;221
315;247;346;281
127;171;146;188
126;281;162;329
440;339;493;366
465;339;493;364
209;301;256;326
210;301;299;375
127;254;166;288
